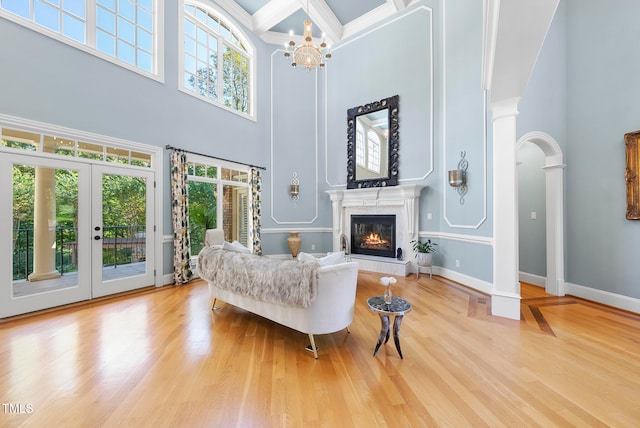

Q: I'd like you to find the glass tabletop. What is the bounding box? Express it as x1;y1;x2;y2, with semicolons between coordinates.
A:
367;296;412;315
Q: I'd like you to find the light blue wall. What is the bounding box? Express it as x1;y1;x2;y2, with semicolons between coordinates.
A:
518;1;567;146
517;1;567;282
265;0;494;283
518;0;640;300
0;0;272;276
0;0;493;281
564;0;640;298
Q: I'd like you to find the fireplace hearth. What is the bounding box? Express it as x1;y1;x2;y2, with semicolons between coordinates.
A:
351;215;396;258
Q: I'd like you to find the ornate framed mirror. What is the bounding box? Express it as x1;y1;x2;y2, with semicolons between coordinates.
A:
624;130;640;219
347;95;399;189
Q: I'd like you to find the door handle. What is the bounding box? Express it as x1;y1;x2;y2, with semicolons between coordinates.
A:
94;235;101;240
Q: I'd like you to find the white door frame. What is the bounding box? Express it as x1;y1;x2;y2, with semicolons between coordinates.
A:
0;153;92;317
517;131;566;296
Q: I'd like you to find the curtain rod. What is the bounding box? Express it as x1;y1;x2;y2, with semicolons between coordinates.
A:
165;144;267;171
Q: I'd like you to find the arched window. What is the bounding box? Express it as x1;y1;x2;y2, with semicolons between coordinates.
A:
181;2;254;118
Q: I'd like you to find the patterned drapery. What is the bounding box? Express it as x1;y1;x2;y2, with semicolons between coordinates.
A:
250;168;263;255
170;151;193;284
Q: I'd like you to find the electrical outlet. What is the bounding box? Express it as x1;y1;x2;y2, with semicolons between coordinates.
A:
427;212;433;220
311;244;316;250
455;259;460;267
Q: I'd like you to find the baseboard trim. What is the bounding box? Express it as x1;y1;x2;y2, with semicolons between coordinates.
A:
519;271;546;287
433;267;493;295
566;282;640;314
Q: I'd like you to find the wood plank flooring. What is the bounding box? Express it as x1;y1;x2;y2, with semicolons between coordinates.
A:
1;271;639;427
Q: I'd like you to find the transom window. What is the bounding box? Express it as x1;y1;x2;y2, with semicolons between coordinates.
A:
0;0;160;77
181;2;254;118
1;127;153;168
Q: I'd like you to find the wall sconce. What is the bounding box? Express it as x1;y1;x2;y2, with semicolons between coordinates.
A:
290;172;300;200
448;151;468;204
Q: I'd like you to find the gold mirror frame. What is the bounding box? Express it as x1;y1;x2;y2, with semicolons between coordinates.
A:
624;130;640;219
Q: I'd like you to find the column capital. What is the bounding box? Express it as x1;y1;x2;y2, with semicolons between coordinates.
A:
490;97;520;121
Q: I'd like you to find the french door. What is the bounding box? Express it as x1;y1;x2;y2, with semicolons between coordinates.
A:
91;164;155;297
0;153;155;318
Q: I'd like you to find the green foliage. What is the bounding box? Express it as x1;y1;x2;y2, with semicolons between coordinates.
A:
410;239;438;254
223;48;249;113
102;174;147;237
188;181;217;255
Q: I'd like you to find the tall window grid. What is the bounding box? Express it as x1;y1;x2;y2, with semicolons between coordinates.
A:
0;0;158;75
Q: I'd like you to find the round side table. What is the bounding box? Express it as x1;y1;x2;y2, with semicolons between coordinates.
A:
367;296;412;359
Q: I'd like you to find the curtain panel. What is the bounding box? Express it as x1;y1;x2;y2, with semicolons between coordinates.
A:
170;151;193;284
250;168;263;255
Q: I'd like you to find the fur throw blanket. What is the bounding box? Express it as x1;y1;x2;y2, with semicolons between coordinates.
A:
197;247;320;308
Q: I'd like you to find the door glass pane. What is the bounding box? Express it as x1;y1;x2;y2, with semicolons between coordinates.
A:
12;164;79;297
188;181;217;255
223;185;248;247
101;174;147;281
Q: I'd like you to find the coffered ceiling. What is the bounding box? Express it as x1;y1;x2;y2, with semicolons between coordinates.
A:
212;0;413;46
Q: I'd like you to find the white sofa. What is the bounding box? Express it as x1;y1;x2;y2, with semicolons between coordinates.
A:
198;230;359;359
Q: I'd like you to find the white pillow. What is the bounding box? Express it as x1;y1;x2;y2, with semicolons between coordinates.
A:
297;252;317;263
317;251;345;266
231;240;251;253
222;241;250;253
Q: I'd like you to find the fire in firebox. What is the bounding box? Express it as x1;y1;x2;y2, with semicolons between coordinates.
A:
361;232;391;250
350;214;396;258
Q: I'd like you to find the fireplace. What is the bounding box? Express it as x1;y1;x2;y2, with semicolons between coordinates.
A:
351;215;396;258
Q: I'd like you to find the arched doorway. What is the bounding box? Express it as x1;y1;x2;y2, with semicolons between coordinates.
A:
517;131;565;295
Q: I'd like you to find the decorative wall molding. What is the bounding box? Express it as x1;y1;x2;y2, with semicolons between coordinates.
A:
269;51;320;225
420;231;493;246
324;5;435;188
261;227;332;234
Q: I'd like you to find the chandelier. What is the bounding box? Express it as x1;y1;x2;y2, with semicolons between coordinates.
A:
283;1;331;70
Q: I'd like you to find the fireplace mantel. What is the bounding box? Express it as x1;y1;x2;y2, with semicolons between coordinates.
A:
326;185;426;274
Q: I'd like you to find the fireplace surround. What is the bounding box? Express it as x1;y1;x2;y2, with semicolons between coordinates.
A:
326;185;426;275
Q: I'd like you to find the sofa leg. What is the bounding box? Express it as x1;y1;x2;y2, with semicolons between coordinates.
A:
211;298;219;311
306;334;319;359
346;326;350;334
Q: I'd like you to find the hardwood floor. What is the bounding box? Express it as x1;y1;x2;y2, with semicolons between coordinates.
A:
1;271;639;427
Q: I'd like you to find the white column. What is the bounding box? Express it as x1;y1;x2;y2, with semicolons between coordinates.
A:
29;165;61;281
491;98;521;319
326;190;344;252
544;163;566;295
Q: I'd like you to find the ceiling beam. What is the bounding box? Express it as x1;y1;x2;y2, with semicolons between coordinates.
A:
252;0;300;36
307;0;342;43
